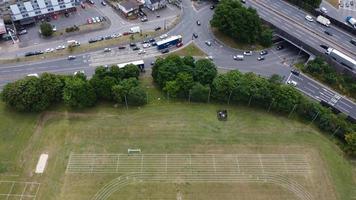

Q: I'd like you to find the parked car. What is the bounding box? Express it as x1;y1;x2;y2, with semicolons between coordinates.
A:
154;26;162;31
130;43;137;47
81;2;85;8
205;55;213;60
101;1;107;6
243;51;252;56
18;29;27;35
45;48;54;53
68;55;76;60
320;7;327;14
176;42;183;47
161;49;169;54
92;17;97;23
160;34;168;39
260;50;268;55
149;38;156;43
196;20;201;26
205;41;212;46
88;0;94;4
52;25;57;32
350;38;356;46
193;33;198;38
210;5;215;9
132;46;140;51
118;46;126;49
233;55;244;60
95;16;101;22
25;52;35;57
56;45;66;50
87;18;92;24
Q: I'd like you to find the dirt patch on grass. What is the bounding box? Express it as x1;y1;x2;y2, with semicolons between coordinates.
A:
326;0;339;8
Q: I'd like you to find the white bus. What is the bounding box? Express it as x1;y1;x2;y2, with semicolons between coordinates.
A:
117;60;145;70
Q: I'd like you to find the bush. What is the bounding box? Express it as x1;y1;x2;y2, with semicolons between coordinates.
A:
127;86;147;106
40;22;53;37
63;77;97;108
190;83;210;102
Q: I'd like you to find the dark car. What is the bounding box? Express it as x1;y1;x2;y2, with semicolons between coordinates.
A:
33;51;44;55
210;5;215;9
132;46;140;51
320;44;328;49
196;20;201;26
260;50;268;55
88;38;98;43
25;52;35;57
88;0;94;4
161;49;169;54
193;33;198;38
104;35;112;40
130;43;137;47
149;38;156;43
324;31;333;36
350;39;356;46
291;69;300;76
151;42;157;46
276;45;284;50
154;26;162;31
118;46;126;49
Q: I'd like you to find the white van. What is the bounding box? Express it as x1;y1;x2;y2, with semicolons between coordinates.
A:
233;55;244;61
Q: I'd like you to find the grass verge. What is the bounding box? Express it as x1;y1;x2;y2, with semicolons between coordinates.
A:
172;42;206;57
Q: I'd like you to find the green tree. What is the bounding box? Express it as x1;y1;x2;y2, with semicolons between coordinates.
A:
63;78;97;108
40;22;53;37
1;77;50;112
127;86;147;106
112;78;139;103
119;64;140;79
163;80;180;98
182;56;195;67
194;59;217;85
175;72;194;97
190;83;210;102
345;132;356;156
90;76;118;100
259;28;273;47
39;73;64;102
268;74;283;85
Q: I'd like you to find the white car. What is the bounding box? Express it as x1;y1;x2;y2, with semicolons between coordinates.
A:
138;50;146;54
56;45;66;50
305;15;313;22
243;51;253;56
160;34;168;39
205;41;212;46
92;17;97;23
95;16;101;22
143;43;151;48
287;80;297;86
104;48;111;52
45;48;54;53
320;7;327;13
233;55;244;60
27;73;39;78
205;55;213;60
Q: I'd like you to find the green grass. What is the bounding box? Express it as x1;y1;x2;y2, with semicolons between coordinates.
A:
211;28;264;51
172;42;207;57
0;77;355;200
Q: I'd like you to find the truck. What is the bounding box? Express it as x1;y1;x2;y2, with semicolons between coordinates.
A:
316;15;330;27
67;40;80;47
346;16;356;29
326;47;356;71
130;26;141;34
156;35;182;50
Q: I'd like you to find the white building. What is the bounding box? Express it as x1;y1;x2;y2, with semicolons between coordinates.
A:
9;0;76;21
145;0;167;11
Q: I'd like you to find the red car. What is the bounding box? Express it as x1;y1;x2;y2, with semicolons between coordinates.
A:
176;42;183;47
87;18;92;24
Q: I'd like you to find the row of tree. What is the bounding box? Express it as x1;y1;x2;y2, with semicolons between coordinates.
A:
210;0;273;47
152;55;217;100
152;55;356;156
1;64;147;112
300;57;356;99
285;0;322;11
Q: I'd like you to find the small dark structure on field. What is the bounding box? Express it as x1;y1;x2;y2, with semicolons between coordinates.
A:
217;109;228;121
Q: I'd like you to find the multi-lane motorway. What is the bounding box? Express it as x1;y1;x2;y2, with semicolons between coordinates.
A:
0;0;355;120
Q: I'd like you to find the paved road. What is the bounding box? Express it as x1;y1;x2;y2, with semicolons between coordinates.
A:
247;0;356;60
0;0;355;120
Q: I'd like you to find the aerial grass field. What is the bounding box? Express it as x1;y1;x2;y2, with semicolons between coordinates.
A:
0;77;355;200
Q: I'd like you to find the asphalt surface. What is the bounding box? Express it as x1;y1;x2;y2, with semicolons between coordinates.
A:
0;0;355;120
247;0;356;59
